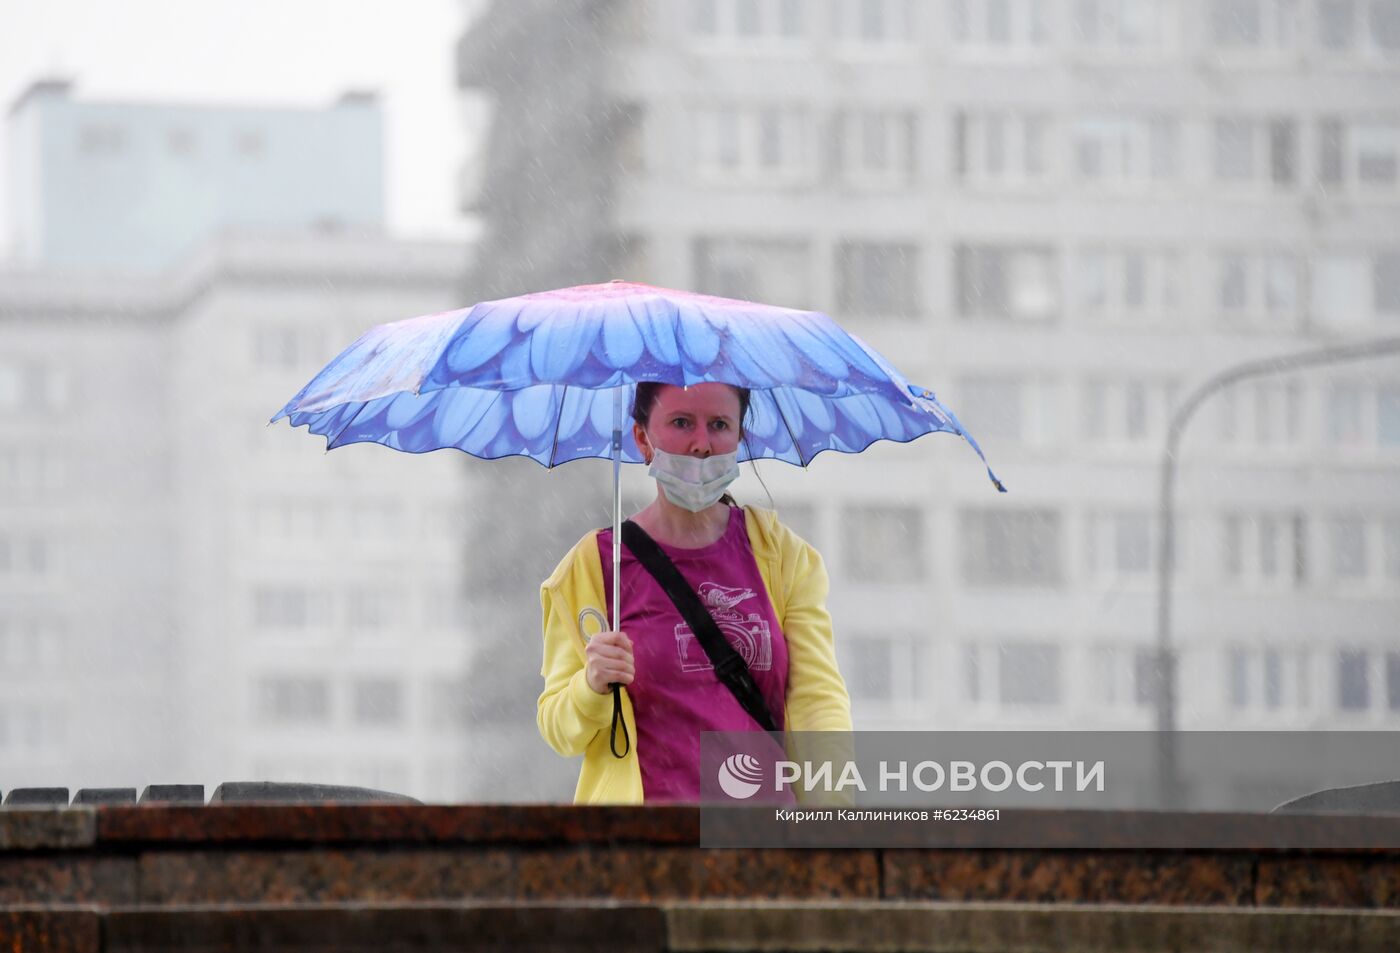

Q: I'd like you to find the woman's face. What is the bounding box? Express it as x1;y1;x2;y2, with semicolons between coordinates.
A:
634;383;743;462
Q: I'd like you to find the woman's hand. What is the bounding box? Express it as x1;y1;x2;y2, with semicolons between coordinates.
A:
584;629;634;694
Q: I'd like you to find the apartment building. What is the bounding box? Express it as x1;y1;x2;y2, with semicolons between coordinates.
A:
457;0;1400;742
7;81;383;273
0;232;474;798
1;77;482;798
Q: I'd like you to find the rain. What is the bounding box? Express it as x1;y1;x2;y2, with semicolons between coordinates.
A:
0;0;1397;814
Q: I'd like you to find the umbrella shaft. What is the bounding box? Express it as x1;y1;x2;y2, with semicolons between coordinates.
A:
611;386;624;633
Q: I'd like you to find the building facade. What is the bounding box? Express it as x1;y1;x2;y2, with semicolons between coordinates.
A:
0;238;476;798
457;0;1400;750
7;81;384;273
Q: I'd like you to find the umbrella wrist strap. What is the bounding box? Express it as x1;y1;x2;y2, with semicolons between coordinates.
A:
608;685;630;758
620;520;778;734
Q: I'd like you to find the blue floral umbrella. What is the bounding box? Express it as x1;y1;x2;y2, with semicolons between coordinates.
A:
272;281;1005;628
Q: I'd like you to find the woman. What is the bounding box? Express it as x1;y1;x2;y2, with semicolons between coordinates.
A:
537;381;852;804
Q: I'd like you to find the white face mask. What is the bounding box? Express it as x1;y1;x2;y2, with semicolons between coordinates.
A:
647;446;740;513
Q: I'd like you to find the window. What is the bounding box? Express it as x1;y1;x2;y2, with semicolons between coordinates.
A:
1227;645;1311;712
1313;252;1400;326
836;110;918;188
1379;252;1400;314
1221;512;1307;587
832;0;917;46
0;533;51;579
1380;386;1400;445
843;633;924;707
955;245;1059;322
835;242;920;318
1084;511;1155;577
353;678;403;727
841;504;923;582
694;106;813;185
1215;380;1303;448
1213;118;1297;187
960;509;1062;586
1318;120;1400;192
78;123;125;156
1072;0;1173;51
1352;121;1397;184
1383;521;1400;581
954;375;1057;448
235;129;266;157
1327;382;1365;446
964;644;983;703
776;502;819;549
0;446;67;492
1371;0;1400;48
1317;0;1400;56
256;676;330;724
0;360;71;413
951;0;1051;50
954;112;1049;185
1209;0;1300;51
1320;0;1353;47
1073;116;1178;185
251;501;329;539
1389;650;1400;710
956;377;1023;445
347;589;393;633
1091;645;1157;708
999;642;1061;706
1076;248;1180;321
1081;378;1178;446
1229;647;1249;707
1329;516;1368;580
693;237;812;309
1315;514;1400;587
167;127;197;156
0;616;66;671
253;586;329;629
691;0;805;42
965;641;1062;707
0;703;67;752
1215;252;1300;322
1337;649;1370;711
350;500;403;537
849;638;894;700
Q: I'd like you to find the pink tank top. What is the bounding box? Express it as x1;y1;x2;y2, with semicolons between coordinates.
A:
599;507;789;803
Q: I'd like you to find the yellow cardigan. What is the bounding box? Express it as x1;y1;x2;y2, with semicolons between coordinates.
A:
537;505;853;804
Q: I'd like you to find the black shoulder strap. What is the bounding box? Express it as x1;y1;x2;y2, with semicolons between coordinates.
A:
620;519;778;734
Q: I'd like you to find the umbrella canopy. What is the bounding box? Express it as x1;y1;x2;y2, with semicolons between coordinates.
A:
272;281;1004;490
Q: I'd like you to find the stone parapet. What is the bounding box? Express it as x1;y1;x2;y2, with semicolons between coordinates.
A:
3;804;1400;950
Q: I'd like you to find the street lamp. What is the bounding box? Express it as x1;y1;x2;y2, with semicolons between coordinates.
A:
1154;337;1400;808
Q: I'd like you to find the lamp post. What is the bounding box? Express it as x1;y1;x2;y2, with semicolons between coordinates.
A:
1154;337;1400;808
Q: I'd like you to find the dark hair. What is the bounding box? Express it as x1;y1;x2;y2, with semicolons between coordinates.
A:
631;381;751;434
631;381;752;508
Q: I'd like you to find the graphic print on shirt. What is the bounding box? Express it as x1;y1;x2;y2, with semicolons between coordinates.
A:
675;582;773;673
576;606;609;645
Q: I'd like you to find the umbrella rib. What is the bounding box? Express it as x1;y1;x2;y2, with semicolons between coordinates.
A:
323;399;375;451
547;384;567;469
773;390;807;467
